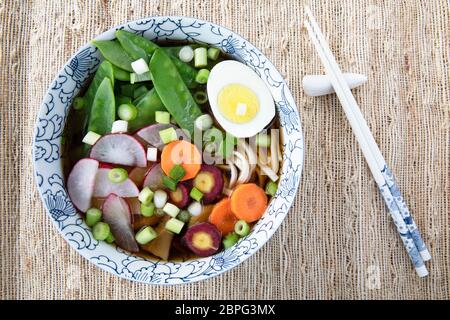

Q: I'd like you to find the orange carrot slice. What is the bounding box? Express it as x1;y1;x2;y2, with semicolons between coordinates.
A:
161;140;201;181
230;183;268;222
209;198;238;235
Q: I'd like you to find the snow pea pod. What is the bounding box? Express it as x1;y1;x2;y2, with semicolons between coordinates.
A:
92;40;134;72
77;61;115;135
111;65;131;82
150;49;202;136
168;55;198;88
115;30;198;88
128;88;166;132
88;77;115;135
115;30;158;61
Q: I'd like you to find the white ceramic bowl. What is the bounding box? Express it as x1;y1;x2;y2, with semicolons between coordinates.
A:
33;16;304;284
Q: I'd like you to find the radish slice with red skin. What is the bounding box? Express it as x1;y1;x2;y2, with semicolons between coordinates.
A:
93;168;139;198
67;158;99;212
136;124;190;151
102;194;139;253
90;133;147;167
142;163;165;190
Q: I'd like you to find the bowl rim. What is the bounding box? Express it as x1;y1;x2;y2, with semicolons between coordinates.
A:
33;15;304;285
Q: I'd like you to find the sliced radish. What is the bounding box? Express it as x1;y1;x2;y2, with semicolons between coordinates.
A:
90;133;147;167
93;168;139;198
136;124;190;151
67;158;99;212
102;194;139;253
142;163;165;190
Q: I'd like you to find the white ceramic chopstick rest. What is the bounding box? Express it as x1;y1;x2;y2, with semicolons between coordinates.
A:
302;73;367;96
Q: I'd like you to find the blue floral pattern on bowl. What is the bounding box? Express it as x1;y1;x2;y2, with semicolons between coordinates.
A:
33;16;304;284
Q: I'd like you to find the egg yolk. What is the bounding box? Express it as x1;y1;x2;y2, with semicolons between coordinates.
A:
217;84;259;123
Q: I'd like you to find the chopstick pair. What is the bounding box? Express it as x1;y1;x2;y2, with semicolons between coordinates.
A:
303;6;431;277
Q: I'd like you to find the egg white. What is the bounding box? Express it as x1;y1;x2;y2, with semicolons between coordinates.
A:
207;60;275;138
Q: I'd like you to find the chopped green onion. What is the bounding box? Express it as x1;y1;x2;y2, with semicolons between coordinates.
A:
163;202;180;218
155;111;171;124
82;131;101;145
207;47;221;61
195;114;213;131
130;71;152;84
159;127;178;144
203;127;223;144
195;69;210;84
179;46;194;63
165;218;184;234
105;232;115;244
140;203;155;217
193;90;208;105
194;47;207;68
234;220;250;237
132;85;148;99
169;164;186;182
256;133;271;147
138;187;154;205
162;175;177;191
111;120;128;133
135;226;158;245
131;58;149;75
118;103;138;121
92;222;110;241
154;190;168;208
265;181;278;197
176;210;191;223
189;187;203;202
86;208;102;227
108;168;128;184
73;96;86;110
223;232;239;248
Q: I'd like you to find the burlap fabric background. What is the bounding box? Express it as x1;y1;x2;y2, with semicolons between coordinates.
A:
1;0;448;300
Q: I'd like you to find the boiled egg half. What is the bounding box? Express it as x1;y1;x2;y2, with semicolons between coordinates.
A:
207;60;275;138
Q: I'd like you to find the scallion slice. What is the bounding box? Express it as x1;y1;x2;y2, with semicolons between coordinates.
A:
194;47;207;68
195;69;210;84
92;222;110;241
118;103;138;121
207;47;221;61
135;226;158;245
108;168;128;184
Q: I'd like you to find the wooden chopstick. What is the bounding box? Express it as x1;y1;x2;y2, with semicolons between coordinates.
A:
304;5;429;277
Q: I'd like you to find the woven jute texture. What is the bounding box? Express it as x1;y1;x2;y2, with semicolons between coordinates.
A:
1;0;448;300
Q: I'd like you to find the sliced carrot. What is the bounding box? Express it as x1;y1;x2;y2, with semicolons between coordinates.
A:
161;140;201;181
209;198;237;235
230;183;268;222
